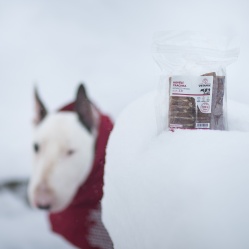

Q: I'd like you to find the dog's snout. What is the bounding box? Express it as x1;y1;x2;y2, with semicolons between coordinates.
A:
37;183;50;192
34;183;53;210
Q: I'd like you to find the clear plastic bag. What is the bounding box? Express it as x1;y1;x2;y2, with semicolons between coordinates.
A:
152;31;240;133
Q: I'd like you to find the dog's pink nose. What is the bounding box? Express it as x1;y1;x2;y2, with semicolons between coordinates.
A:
35;183;53;210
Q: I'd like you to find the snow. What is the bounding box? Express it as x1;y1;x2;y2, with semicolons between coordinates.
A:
103;92;249;249
1;0;249;247
0;189;75;249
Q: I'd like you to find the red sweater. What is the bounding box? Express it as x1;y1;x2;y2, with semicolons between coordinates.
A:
49;102;114;249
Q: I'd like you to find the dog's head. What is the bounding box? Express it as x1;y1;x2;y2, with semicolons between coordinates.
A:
28;84;98;213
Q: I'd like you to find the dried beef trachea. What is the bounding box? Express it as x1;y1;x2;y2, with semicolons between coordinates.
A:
169;96;196;129
168;72;225;130
202;73;225;130
196;105;211;124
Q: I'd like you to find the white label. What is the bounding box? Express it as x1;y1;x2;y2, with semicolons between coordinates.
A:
170;75;213;114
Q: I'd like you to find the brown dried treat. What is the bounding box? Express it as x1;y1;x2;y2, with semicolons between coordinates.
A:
170;97;195;105
170;112;196;118
171;117;196;124
202;73;225;130
169;96;196;129
213;76;225;130
170;106;196;114
196;106;211;124
168;72;226;130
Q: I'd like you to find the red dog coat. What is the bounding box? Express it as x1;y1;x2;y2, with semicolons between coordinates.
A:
49;102;114;249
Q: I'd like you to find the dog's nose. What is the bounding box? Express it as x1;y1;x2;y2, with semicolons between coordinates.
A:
35;183;53;210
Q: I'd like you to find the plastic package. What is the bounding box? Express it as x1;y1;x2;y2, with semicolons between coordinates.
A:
152;31;240;133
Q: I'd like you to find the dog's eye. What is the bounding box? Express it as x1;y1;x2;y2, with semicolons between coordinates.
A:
67;149;75;156
33;143;39;153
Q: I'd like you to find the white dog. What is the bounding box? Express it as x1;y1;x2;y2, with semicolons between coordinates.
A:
28;84;113;249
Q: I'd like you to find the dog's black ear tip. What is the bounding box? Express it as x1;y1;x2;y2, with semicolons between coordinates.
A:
78;83;85;90
77;83;87;96
34;87;40;101
33;85;47;125
34;84;40;98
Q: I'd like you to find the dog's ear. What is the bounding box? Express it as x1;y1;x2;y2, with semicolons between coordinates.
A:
34;87;47;125
75;84;94;133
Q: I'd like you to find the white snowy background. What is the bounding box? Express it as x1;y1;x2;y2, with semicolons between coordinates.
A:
0;0;249;248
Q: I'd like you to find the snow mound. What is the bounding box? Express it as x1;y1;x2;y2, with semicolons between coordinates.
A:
103;92;249;249
0;189;75;249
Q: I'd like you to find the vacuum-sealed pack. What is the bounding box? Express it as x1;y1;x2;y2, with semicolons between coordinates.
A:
152;31;239;133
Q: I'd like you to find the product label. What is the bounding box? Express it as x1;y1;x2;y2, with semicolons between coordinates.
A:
169;75;213;129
